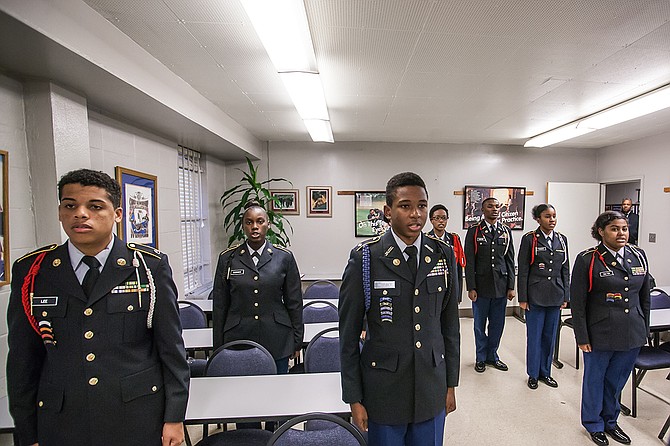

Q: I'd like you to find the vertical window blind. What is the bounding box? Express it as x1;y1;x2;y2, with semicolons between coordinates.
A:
178;146;205;293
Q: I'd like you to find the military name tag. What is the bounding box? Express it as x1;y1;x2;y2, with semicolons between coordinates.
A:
33;296;58;306
230;269;245;276
536;247;547;252
374;280;395;289
599;271;614;277
476;237;487;242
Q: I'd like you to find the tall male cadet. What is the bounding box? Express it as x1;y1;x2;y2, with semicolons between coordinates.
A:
7;169;189;446
339;172;460;446
465;197;516;373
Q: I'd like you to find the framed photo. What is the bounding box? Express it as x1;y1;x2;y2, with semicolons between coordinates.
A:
307;186;332;217
0;150;8;285
354;191;389;237
269;189;299;215
463;185;526;230
115;167;158;247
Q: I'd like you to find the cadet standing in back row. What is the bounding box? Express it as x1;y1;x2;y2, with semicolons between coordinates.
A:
7;169;189;446
465;197;516;373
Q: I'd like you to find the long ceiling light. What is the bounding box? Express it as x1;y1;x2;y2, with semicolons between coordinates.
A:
525;83;670;148
241;0;334;143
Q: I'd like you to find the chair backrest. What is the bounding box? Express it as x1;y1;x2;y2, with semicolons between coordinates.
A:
303;280;340;300
267;412;367;446
205;340;277;376
304;328;340;373
303;300;339;323
650;288;670;309
178;301;207;329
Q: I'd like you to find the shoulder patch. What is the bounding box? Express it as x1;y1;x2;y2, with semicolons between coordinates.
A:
524;230;535;236
16;244;58;263
220;243;241;256
355;236;381;251
127;242;162;259
273;245;291;253
579;247;598;257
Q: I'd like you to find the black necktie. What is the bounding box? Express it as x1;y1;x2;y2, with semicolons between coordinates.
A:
404;246;418;278
546;237;552;248
82;256;101;298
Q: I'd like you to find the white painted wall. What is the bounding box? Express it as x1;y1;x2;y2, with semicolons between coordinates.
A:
88;111;184;293
596;130;670;285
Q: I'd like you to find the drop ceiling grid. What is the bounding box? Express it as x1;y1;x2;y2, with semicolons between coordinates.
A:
306;0;432;31
576;46;670;87
162;0;246;24
632;21;670;51
184;22;270;70
84;0;177;22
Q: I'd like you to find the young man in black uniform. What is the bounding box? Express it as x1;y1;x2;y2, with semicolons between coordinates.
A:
339;172;460;446
7;169;189;446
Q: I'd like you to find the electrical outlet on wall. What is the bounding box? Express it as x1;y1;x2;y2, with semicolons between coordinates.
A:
649;233;656;243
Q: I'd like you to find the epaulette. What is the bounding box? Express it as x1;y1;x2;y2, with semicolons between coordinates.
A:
450;232;461;239
219;243;241;256
273;245;291;253
355;236;381;251
524;230;535;236
426;234;448;246
127;242;162;259
16;244;58;263
579;247;599;257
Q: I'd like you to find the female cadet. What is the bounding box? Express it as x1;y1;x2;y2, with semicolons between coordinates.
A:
570;211;650;446
518;204;569;390
212;202;304;374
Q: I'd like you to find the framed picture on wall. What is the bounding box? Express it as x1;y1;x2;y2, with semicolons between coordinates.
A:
307;186;332;217
0;150;8;285
115;167;158;248
463;185;526;230
269;189;299;215
354;191;389;237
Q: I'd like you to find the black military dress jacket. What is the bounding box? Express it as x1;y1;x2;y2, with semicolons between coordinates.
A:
339;231;460;425
570;244;650;351
7;238;190;446
427;230;464;302
212;242;303;359
517;229;570;307
465;221;516;297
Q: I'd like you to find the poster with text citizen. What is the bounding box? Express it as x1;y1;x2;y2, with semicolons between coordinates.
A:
463;185;526;230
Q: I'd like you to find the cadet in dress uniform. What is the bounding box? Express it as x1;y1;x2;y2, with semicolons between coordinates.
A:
571;211;650;446
427;204;465;303
212;202;303;374
517;204;570;390
7;169;189;446
464;197;515;373
340;173;460;446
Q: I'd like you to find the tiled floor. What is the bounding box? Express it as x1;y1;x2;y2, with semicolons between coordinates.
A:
187;316;670;445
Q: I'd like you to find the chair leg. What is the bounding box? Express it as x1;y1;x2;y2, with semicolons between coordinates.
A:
553;322;564;369
185;428;193;446
631;369;646;418
575;342;580;370
660;412;670;440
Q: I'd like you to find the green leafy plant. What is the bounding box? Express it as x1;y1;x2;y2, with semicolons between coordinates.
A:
220;157;293;247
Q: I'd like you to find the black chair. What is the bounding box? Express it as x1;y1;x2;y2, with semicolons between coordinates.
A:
303;300;339;324
267;413;367;446
304;327;340;373
179;301;208;329
659;374;670;441
630;291;670;418
303;280;339;300
553;304;580;370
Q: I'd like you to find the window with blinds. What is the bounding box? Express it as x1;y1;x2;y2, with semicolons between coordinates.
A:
178;146;205;293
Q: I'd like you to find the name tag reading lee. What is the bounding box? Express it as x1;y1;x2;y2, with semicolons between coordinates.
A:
374;281;395;289
33;296;58;306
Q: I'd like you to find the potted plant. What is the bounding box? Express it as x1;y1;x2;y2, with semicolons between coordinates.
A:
220;157;293;247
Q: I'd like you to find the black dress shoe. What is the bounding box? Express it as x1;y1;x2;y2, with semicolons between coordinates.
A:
589;431;609;446
474;361;486;373
485;359;508;371
605;425;631;444
527;377;538;389
539;376;558;388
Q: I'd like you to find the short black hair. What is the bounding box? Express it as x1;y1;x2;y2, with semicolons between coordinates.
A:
591;210;627;241
481;197;498;208
532;203;555;219
243;200;267;218
429;204;449;219
58;169;121;208
385;172;428;206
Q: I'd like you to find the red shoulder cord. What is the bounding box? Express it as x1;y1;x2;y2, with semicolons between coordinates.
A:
473;225;481;255
587;250;607;292
20;252;47;335
530;233;538;265
452;233;466;267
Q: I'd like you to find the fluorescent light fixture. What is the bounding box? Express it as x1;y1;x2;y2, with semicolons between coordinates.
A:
240;0;317;72
279;72;329;120
525;83;670;148
241;0;334;143
304;119;334;143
